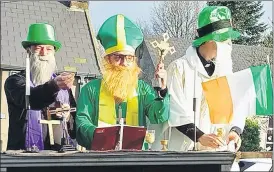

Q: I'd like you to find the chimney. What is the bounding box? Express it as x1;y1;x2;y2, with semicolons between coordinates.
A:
70;1;89;10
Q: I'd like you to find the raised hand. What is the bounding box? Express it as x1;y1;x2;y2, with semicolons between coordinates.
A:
154;62;167;89
54;72;75;90
198;133;226;148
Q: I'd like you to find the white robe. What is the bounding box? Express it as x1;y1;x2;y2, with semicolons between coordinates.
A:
150;46;245;152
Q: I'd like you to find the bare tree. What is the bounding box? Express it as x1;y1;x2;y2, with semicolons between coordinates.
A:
261;31;273;48
150;1;205;39
135;18;154;36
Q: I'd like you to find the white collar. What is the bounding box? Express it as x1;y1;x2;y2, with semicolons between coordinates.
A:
185;46;211;78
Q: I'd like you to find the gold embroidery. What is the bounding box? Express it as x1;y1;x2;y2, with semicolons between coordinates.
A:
200;94;207;118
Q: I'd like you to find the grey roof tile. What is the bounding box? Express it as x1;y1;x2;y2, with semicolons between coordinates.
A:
64;42;78;48
40;7;52;12
18;4;29;10
70;37;82;43
28;5;41;11
21;1;34;6
11;8;24;14
45;3;57;8
6;11;18;18
3;2;17;8
1;1;101;76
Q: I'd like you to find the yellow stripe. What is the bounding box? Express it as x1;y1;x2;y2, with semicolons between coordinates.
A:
105;14;135;55
98;82;139;126
116;14;126;49
126;90;139;126
98;83;116;125
202;76;233;124
105;45;135;55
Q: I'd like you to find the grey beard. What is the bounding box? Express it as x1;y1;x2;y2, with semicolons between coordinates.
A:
29;53;57;86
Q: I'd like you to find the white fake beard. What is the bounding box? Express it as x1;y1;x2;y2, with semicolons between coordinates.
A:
30;52;57;86
213;42;233;76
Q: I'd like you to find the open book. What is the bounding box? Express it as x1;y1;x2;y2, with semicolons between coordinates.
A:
91;125;147;151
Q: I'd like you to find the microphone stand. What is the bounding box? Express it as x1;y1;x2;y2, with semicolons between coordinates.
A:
117;104;124;150
193;67;198;151
58;112;76;153
25;53;30;113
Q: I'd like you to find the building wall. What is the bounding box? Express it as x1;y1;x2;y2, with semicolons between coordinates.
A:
0;70;9;151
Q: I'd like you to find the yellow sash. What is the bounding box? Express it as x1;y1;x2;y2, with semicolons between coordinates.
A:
98;83;139;126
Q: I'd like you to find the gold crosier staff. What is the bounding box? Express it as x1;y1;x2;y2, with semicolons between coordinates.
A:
150;33;176;151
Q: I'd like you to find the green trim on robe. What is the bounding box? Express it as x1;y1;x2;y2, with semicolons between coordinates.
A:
75;78;170;149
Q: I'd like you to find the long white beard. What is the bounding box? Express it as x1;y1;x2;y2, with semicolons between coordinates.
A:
214;42;233;76
30;53;57;86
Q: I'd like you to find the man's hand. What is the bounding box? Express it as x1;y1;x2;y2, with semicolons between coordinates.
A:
54;72;75;90
55;103;71;121
227;131;242;151
155;63;167;89
198;134;226;148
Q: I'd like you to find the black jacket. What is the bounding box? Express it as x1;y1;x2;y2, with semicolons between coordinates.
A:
4;71;76;150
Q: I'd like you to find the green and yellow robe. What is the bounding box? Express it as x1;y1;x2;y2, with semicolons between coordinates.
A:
76;79;169;149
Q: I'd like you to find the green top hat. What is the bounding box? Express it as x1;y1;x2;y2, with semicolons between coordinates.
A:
22;23;62;51
97;14;144;56
192;6;240;47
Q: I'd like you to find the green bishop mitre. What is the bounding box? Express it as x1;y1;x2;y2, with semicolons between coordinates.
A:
192;6;240;47
97;14;144;56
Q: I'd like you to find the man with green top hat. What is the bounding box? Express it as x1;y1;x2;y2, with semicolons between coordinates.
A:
75;14;169;150
4;23;76;151
151;6;244;153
